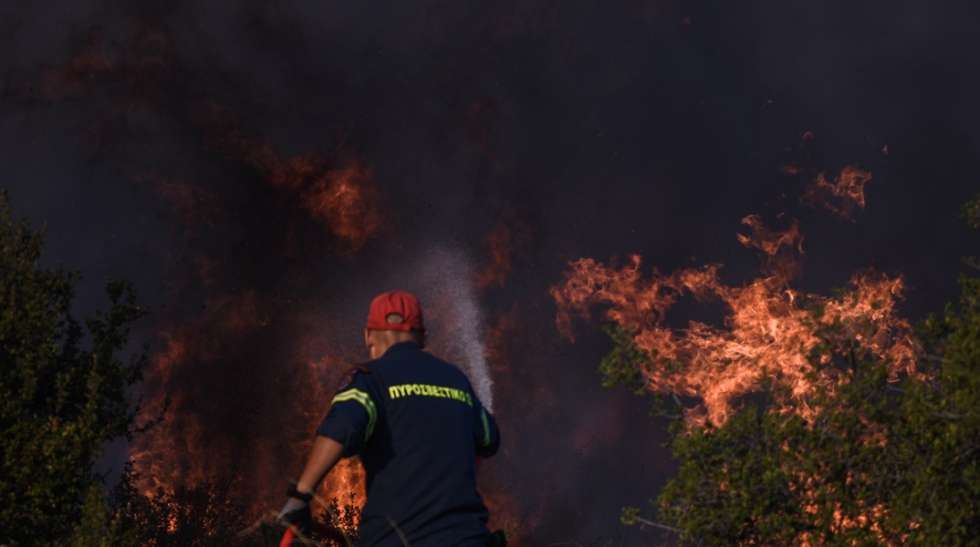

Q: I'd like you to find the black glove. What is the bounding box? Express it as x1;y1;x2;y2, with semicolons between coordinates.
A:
277;485;313;536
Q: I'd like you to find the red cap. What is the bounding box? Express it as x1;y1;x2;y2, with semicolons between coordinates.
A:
365;290;425;332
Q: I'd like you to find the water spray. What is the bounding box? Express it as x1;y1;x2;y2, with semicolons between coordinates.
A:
410;245;494;411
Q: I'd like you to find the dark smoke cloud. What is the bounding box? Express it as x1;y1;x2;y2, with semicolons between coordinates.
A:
3;1;979;544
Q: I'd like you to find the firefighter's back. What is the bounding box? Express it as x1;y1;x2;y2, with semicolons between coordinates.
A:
357;342;497;547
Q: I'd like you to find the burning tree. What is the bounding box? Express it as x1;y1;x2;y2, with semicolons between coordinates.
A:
553;200;980;545
0;190;362;546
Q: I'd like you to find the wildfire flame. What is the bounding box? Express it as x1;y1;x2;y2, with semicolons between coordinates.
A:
129;291;368;529
802;166;873;221
302;162;384;251
475;216;532;290
551;208;924;543
198;103;384;251
476;223;516;289
551;215;919;426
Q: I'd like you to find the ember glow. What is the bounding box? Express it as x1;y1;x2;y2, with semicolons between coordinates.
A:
303;162;384;251
123;101;388;522
551;215;919;426
802;166;873;221
130;291;370;524
198;104;384;251
476;222;515;289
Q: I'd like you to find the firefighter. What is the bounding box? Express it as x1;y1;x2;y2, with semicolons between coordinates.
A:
278;290;502;547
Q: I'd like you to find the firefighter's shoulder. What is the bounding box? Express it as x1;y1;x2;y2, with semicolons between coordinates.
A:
335;361;373;392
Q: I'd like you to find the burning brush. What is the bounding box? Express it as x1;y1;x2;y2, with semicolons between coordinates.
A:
551;212;920;428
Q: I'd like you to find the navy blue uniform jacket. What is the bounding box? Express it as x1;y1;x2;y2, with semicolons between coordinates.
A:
317;341;501;547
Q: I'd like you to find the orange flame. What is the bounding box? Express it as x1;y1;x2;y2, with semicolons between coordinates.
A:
130;292;367;522
195;103;385;250
476;217;532;289
476;223;515;289
802;166;873;221
303;162;384;251
736;214;803;258
551;218;918;427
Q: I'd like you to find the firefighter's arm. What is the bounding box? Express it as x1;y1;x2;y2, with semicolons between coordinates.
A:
277;441;342;533
295;436;345;493
279;375;376;529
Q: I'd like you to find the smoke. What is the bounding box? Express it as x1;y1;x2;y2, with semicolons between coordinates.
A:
3;1;978;544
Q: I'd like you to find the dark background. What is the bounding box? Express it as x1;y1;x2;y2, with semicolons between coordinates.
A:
2;1;978;544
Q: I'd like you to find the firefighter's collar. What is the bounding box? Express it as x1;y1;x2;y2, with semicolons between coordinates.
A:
382;341;422;357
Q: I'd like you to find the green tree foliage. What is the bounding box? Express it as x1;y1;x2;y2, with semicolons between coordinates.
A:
69;483;142;547
607;198;980;545
0;191;147;544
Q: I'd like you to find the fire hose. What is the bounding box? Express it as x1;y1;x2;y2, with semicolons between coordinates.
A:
277;523;508;546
